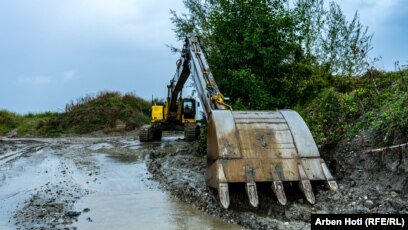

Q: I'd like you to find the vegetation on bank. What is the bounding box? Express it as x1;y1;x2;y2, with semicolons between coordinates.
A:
0;110;58;137
299;69;408;147
194;69;408;155
0;91;150;137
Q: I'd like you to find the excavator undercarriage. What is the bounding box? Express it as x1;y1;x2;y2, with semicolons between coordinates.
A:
140;35;337;208
139;123;199;142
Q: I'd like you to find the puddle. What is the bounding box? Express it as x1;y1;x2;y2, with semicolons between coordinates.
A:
74;192;237;230
74;152;239;229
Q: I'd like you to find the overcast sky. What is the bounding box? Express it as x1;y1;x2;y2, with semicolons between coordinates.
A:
0;0;407;114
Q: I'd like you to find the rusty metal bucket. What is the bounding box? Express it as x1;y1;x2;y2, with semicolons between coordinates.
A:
205;110;338;208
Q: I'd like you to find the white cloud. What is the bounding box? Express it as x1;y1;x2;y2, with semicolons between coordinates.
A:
18;75;52;85
63;71;75;81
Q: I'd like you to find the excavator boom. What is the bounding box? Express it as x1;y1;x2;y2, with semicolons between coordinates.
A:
152;35;337;208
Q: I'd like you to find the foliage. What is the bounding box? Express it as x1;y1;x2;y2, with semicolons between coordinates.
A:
39;91;151;135
0;110;58;136
299;69;408;146
171;0;373;110
0;110;18;135
0;91;151;137
196;124;207;157
294;0;373;76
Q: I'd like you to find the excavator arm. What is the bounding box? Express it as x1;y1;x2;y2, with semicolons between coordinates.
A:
158;35;338;208
172;36;228;117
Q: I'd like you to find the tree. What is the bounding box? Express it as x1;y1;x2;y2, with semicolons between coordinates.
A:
170;0;373;110
172;0;311;109
294;0;373;76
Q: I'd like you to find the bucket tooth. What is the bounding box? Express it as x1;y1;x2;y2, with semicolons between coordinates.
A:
299;180;315;204
246;181;259;208
271;181;287;205
270;164;287;205
298;164;315;204
321;162;338;191
245;166;259;207
217;164;230;209
219;183;230;209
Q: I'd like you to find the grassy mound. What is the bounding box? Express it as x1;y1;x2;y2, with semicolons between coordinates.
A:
38;91;150;135
0;91;150;137
299;69;408;147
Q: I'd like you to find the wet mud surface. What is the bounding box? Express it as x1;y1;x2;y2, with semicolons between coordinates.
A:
0;137;240;230
1;135;407;229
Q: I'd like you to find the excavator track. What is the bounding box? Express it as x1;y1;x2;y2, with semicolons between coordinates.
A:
139;125;153;142
184;124;198;141
139;125;162;142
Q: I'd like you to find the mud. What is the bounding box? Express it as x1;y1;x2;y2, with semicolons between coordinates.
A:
1;134;407;229
145;134;408;229
0;137;240;230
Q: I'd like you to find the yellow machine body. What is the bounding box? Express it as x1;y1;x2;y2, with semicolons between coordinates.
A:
151;105;164;123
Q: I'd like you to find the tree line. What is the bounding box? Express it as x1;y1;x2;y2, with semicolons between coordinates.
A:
170;0;373;110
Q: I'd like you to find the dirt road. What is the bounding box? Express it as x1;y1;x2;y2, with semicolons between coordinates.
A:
0;136;239;230
1;135;407;229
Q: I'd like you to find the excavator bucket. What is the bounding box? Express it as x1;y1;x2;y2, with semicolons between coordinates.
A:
205;110;338;208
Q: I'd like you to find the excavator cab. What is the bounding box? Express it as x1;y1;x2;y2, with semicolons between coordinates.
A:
182;98;196;121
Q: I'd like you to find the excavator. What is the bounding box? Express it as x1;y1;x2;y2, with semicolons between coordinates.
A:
139;83;199;142
140;35;338;208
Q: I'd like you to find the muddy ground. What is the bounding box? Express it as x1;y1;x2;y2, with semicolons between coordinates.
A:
145;134;408;229
1;134;407;229
0;136;239;230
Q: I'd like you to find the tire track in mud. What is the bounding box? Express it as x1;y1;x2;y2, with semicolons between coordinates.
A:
3;137;239;230
0;145;45;165
0;138;99;229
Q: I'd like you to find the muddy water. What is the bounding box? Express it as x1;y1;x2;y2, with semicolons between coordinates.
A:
0;137;240;229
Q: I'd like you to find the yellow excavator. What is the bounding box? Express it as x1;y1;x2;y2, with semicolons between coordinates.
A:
140;35;338;208
139;75;200;142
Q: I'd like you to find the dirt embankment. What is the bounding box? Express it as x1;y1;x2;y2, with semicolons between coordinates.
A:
145;136;408;229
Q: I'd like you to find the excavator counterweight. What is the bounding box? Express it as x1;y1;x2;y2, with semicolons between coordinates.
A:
141;35;337;208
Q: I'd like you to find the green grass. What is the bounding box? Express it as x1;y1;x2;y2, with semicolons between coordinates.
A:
0;110;18;135
0;110;58;136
